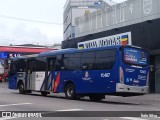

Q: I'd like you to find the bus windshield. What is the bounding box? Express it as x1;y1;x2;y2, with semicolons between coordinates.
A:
123;47;148;66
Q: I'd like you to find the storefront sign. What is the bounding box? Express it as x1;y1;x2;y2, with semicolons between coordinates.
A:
78;32;132;49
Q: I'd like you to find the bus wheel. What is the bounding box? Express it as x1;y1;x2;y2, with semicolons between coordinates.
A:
65;83;76;100
89;95;103;102
26;90;32;94
18;83;26;94
41;92;48;96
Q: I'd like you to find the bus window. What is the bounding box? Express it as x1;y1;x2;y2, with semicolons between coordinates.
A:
48;58;56;71
95;49;116;70
123;47;148;66
63;54;69;70
10;61;18;74
67;53;81;70
26;60;34;73
55;55;62;70
18;59;26;72
32;58;46;72
81;51;95;70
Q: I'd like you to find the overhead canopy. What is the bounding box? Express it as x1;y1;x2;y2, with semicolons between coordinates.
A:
0;46;56;53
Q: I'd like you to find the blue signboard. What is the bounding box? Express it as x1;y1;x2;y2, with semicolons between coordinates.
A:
0;52;7;59
124;48;147;66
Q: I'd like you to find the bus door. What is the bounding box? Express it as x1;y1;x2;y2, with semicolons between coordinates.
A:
25;59;33;90
53;55;63;93
45;57;56;91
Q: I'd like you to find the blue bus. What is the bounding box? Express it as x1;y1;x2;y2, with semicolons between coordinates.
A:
8;45;150;101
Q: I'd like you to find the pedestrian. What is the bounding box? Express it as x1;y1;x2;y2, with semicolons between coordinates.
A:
4;73;8;82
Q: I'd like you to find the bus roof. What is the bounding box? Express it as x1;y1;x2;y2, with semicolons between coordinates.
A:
11;54;38;61
11;56;25;61
22;54;38;58
39;45;122;57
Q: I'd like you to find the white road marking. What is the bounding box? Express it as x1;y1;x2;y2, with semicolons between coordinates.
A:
0;117;17;120
120;117;149;120
55;109;83;111
109;96;119;98
0;103;32;107
0;103;32;119
150;107;160;111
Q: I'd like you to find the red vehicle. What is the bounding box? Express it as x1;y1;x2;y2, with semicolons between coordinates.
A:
0;76;2;82
0;67;9;82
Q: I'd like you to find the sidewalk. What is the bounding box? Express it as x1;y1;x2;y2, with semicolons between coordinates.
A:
0;82;8;88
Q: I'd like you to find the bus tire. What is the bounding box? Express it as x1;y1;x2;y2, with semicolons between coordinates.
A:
41;92;48;96
18;82;26;94
65;83;76;100
26;90;32;94
89;95;103;102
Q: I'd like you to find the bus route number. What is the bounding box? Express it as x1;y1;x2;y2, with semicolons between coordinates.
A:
101;73;110;78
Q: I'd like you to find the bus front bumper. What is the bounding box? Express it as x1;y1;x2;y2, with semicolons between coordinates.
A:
116;83;149;94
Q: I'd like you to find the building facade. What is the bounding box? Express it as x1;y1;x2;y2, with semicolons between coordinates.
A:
62;0;160;93
63;0;116;41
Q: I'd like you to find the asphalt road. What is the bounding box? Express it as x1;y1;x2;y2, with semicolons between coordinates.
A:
0;82;160;120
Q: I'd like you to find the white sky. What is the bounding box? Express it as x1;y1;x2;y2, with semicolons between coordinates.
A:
0;0;126;46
